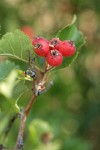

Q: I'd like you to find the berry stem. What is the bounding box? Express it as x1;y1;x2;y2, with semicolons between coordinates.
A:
14;65;52;149
44;59;54;73
14;94;36;150
46;66;54;72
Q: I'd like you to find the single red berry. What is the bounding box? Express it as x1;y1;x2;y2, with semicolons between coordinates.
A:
59;40;76;57
49;38;61;50
32;37;49;57
32;36;48;45
46;50;63;67
21;26;34;42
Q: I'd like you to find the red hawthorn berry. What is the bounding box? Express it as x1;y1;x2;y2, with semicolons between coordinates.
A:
32;37;49;57
32;36;48;45
21;26;34;42
59;40;76;57
46;50;63;67
49;38;61;50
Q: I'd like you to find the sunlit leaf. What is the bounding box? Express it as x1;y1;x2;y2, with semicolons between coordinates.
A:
0;60;19;80
0;30;33;62
56;23;85;70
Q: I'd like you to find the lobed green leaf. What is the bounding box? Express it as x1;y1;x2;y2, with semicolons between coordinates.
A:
0;60;19;81
56;23;85;70
0;30;33;62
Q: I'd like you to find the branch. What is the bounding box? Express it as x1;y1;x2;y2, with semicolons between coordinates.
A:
38;80;53;95
14;94;36;150
25;95;36;117
14;58;53;150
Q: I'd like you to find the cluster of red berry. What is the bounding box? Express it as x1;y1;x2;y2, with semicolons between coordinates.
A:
32;37;76;67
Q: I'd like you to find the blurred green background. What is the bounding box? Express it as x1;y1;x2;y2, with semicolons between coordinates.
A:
0;0;100;150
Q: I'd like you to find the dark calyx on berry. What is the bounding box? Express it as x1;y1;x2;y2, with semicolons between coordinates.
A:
51;50;59;56
51;39;58;46
68;40;74;45
46;49;63;67
34;43;41;49
49;38;60;50
32;36;49;57
59;40;76;57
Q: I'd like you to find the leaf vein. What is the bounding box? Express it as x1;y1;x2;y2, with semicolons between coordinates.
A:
5;38;16;56
18;33;23;59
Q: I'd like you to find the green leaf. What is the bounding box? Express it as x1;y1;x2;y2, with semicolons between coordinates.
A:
57;24;85;50
35;55;45;71
12;80;29;110
0;60;19;80
0;94;19;113
56;23;85;69
0;71;21;113
0;69;18;97
0;30;33;62
29;119;52;145
12;80;27;99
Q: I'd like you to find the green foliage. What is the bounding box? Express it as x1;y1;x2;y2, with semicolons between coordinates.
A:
0;60;28;113
35;55;46;71
0;21;85;72
0;68;20;112
0;94;18;113
0;30;33;62
35;21;85;71
28;119;61;150
62;138;91;150
57;24;85;50
0;0;100;150
29;119;52;145
56;23;85;69
0;16;86;150
0;60;19;80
